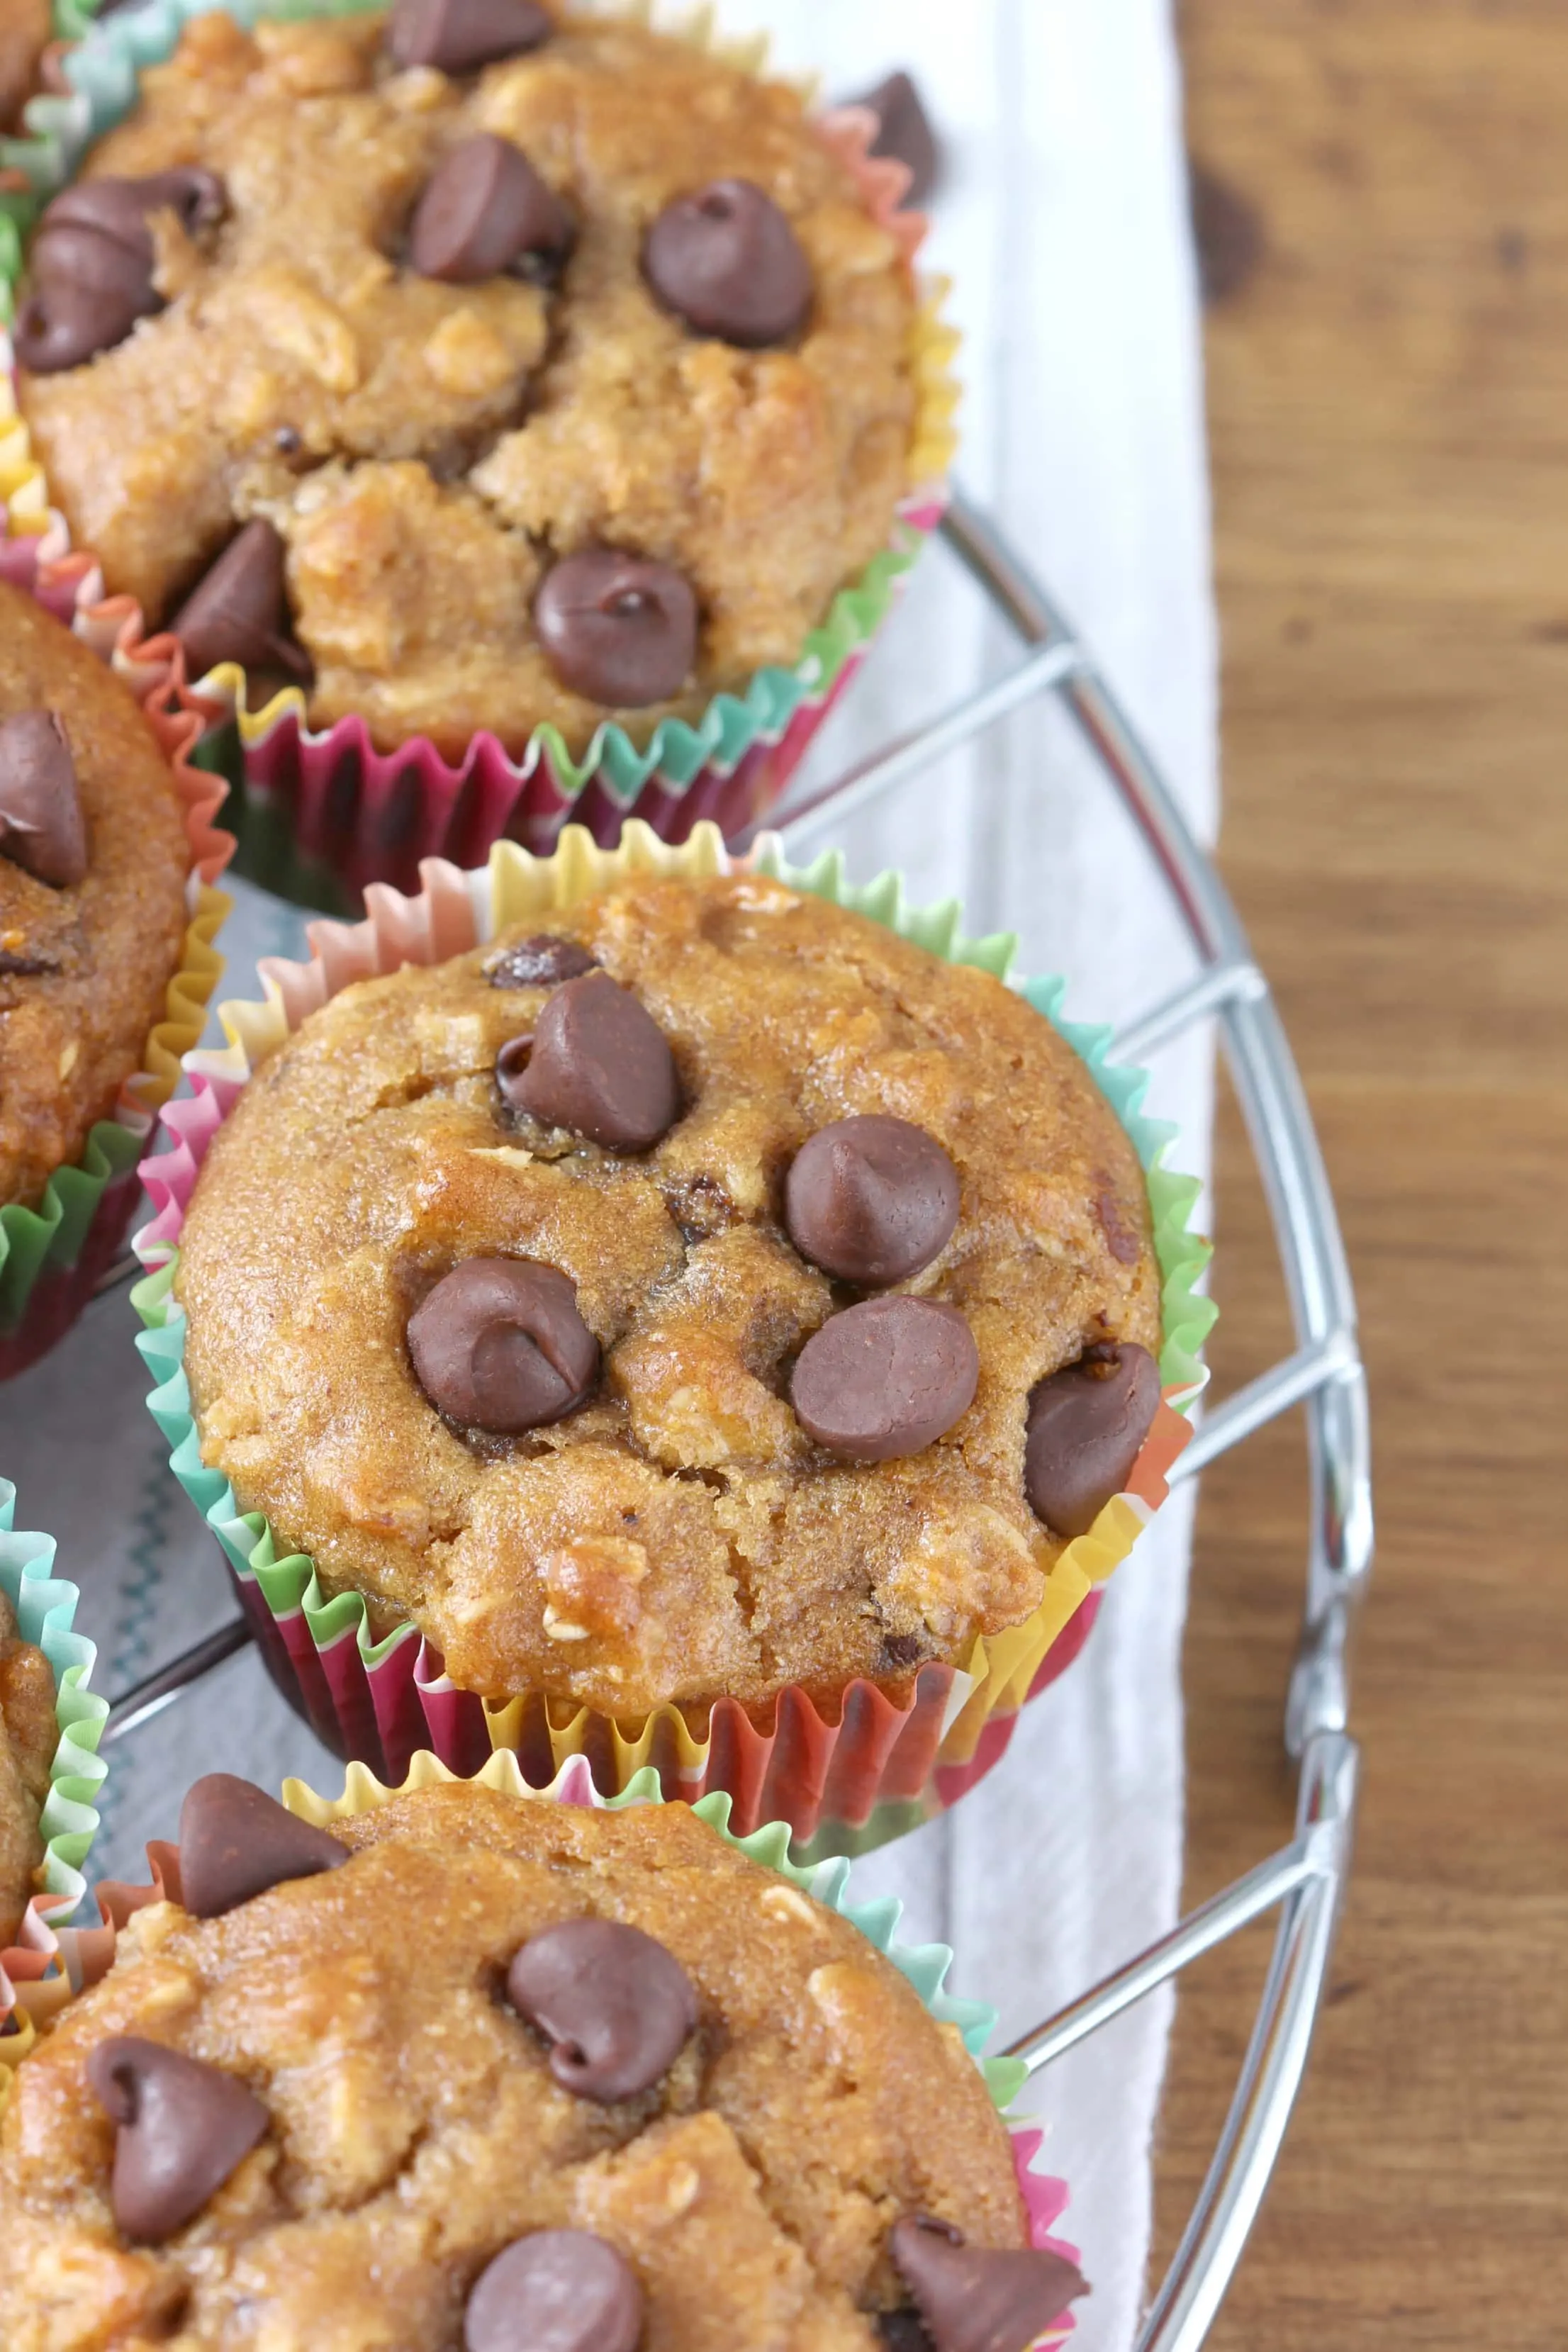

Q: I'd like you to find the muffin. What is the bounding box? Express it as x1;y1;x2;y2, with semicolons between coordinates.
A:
0;579;191;1213
0;1771;1086;2350
171;870;1165;1727
0;1588;56;1949
0;0;48;132
13;3;928;763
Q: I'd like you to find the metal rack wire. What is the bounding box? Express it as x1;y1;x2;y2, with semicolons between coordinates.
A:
94;488;1373;2352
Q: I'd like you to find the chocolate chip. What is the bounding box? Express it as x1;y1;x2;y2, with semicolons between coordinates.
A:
790;1297;978;1462
849;70;940;207
890;2215;1088;2352
464;2230;644;2352
13;226;159;374
0;950;57;975
486;934;598;989
408;1257;598;1432
410;133;571;284
274;424;303;455
506;969;679;1150
45;169;225;252
506;1916;698;2102
643;177;812;347
178;1772;347;1919
16;170;224;374
785;1116;959;1287
388;0;553;74
169;520;312;683
86;2037;269;2245
1023;1341;1160;1538
0;711;87;889
880;1632;925;1671
534;547;698;708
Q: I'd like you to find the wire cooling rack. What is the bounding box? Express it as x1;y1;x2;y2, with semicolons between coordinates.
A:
94;489;1374;2352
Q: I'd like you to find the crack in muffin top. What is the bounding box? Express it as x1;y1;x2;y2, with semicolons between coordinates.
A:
16;6;919;757
173;875;1162;1718
0;1783;1032;2351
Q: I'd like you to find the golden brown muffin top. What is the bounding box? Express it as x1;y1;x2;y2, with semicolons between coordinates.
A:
18;6;919;756
174;874;1161;1716
0;1586;55;1949
0;583;191;1209
0;1782;1030;2350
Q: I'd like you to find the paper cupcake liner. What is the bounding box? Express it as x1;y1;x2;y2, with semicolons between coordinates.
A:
128;823;1214;1852
0;1;961;914
14;1748;1081;2329
0;538;234;1377
0;1479;108;2090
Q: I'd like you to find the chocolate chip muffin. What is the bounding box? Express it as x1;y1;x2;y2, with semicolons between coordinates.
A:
0;1589;55;1949
14;2;922;758
173;872;1164;1720
0;1773;1085;2351
0;581;192;1211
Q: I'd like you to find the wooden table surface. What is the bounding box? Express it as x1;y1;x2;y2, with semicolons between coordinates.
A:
1156;4;1568;2341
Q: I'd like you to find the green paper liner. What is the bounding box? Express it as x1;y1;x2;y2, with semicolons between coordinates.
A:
0;1477;108;2095
130;824;1214;1854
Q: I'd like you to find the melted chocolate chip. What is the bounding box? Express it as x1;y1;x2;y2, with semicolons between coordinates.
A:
1023;1340;1160;1538
534;547;698;708
86;2037;269;2245
790;1297;978;1462
178;1773;347;1919
849;70;940;207
1189;162;1265;308
643;177;812;347
785;1115;959;1287
169;520;312;683
388;0;554;74
408;1257;598;1432
505;969;679;1150
890;2216;1088;2352
410;133;571;284
486;934;598;989
880;1631;926;1671
16;170;224;374
506;1916;698;2102
464;2230;644;2352
0;710;87;888
0;950;58;976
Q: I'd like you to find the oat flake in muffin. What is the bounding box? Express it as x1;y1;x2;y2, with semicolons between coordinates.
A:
16;5;921;758
172;874;1163;1719
0;1777;1087;2351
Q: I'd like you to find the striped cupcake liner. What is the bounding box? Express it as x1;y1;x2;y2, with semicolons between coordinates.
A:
129;823;1214;1854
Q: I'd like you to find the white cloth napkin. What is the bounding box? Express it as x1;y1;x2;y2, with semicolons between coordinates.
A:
2;5;1216;2345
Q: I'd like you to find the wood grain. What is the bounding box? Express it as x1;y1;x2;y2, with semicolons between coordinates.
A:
1159;4;1568;2341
